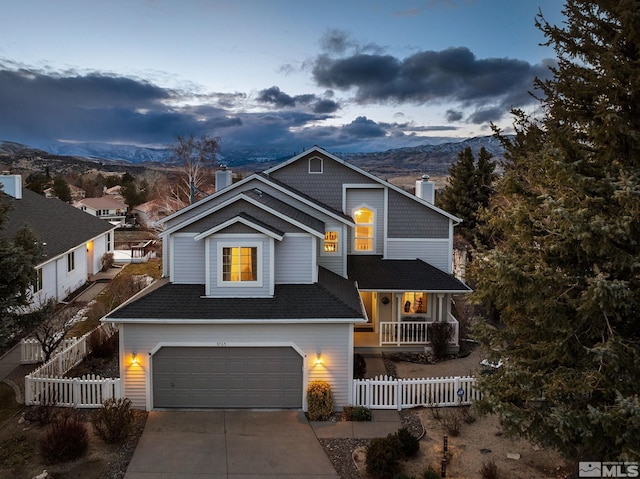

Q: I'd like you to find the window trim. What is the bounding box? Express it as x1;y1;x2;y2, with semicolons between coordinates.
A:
33;267;43;293
352;205;376;253
323;230;339;254
67;251;75;273
216;241;263;287
308;156;323;174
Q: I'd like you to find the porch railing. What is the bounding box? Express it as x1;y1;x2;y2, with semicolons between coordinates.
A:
380;314;459;346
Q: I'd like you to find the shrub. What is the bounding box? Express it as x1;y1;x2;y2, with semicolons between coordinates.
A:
92;397;134;444
87;328;118;358
365;434;402;479
440;408;461;436
428;321;453;359
39;414;88;463
306;381;334;421
353;353;367;379
396;427;420;458
461;405;477;424
422;465;442;479
101;252;114;271
343;405;372;421
480;459;500;479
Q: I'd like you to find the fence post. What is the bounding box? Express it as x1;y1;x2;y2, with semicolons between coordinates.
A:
454;376;460;406
72;378;79;407
397;379;402;411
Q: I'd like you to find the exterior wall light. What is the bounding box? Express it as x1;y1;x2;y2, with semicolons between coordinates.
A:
131;352;138;365
315;354;322;366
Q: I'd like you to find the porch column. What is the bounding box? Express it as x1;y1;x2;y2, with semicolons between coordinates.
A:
437;293;444;322
396;293;401;346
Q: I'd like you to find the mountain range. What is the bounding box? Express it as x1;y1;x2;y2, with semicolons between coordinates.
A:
0;136;507;178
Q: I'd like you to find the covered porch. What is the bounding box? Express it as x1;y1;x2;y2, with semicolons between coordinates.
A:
348;255;471;352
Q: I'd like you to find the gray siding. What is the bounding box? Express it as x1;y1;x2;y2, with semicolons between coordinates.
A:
269;152;377;211
180;200;306;235
274;234;315;284
345;188;385;255
386;239;451;272
121;322;353;410
171;234;205;284
387;190;449;238
317;223;346;277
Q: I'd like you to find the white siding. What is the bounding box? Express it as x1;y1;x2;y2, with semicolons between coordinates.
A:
120;322;353;410
171;234;205;284
56;245;87;300
386;238;451;272
274;234;314;284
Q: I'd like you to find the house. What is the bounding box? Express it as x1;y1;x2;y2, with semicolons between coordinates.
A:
0;175;116;304
44;184;86;202
74;196;128;227
106;146;470;411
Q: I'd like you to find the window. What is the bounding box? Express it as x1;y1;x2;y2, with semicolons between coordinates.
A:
402;292;427;314
33;268;43;292
308;156;323;174
106;232;111;251
67;252;75;272
354;207;374;252
222;247;257;282
324;231;338;253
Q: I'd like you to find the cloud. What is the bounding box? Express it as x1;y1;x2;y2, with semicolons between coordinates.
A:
342;116;387;138
312;46;552;124
446;109;463;122
255;85;341;114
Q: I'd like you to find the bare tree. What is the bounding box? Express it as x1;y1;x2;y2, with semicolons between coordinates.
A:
169;134;220;205
17;298;77;362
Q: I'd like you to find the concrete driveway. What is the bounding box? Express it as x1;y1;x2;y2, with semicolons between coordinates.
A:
124;410;339;479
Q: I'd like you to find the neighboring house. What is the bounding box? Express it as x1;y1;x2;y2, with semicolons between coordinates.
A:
74;196;128;226
106;146;470;411
103;185;124;201
0;175;116;304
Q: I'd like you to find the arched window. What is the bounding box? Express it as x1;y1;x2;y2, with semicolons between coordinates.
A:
353;207;374;252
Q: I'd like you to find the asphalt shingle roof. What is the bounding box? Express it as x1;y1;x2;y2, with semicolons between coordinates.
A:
1;189;115;261
347;255;471;292
108;267;364;321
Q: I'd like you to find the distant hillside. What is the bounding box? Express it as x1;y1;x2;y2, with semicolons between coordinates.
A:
1;136;507;180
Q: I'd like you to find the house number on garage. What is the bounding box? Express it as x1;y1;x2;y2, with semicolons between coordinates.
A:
216;341;227;346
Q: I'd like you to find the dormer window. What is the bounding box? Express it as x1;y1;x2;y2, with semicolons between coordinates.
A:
308;156;323;174
223;247;257;282
354;207;375;252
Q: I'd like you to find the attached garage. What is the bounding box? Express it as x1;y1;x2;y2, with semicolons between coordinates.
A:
152;346;303;408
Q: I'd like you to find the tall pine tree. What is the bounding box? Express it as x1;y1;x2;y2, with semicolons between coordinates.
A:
473;0;640;461
438;146;496;245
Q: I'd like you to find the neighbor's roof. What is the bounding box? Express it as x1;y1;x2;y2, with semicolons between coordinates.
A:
348;255;471;292
107;266;364;322
75;196;127;210
1;188;115;262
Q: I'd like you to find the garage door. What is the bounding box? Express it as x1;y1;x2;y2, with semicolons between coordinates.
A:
152;347;303;408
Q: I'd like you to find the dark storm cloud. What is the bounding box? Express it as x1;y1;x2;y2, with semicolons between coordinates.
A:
342;116;387;138
256;86;341;115
312;46;552;123
446;109;464;122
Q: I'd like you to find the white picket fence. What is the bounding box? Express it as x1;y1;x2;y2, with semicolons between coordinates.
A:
21;338;78;364
24;374;122;408
24;324;122;408
352;375;481;410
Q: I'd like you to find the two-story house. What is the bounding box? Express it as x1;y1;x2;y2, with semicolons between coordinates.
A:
74;196;128;227
0;175;116;304
106;146;470;411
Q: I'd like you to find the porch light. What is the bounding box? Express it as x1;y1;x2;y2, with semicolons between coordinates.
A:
131;352;138;365
315;354;322;366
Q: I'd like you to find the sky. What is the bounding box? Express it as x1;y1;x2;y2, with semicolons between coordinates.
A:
0;0;565;153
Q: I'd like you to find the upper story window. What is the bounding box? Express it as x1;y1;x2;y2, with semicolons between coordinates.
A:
354;207;374;252
324;231;339;253
67;251;75;272
308;156;323;174
222;246;258;282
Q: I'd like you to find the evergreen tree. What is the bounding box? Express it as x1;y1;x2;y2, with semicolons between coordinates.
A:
437;146;496;245
473;0;640;461
0;193;43;350
52;176;72;202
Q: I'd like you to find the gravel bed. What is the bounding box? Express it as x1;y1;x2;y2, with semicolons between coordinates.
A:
103;409;148;479
319;438;370;479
